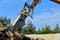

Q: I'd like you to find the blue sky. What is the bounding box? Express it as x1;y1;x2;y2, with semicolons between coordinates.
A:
0;0;60;29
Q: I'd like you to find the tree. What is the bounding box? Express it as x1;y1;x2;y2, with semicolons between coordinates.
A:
37;29;41;34
53;24;60;33
21;20;36;34
0;16;11;27
41;25;51;34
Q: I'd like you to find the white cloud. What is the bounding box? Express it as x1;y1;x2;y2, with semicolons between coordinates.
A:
32;9;60;29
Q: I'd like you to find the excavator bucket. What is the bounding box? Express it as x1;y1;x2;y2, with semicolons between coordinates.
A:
51;0;60;4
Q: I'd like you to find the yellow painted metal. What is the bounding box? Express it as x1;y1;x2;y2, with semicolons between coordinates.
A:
30;0;40;8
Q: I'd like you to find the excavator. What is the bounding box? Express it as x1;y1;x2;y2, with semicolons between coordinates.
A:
0;0;40;40
1;0;59;40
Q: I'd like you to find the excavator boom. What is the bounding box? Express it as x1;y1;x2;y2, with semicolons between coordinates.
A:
12;0;40;32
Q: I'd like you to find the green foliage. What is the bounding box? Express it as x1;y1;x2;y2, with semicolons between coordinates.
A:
21;21;60;34
37;29;41;34
0;16;11;26
1;16;60;34
41;25;52;34
21;21;36;34
53;24;60;33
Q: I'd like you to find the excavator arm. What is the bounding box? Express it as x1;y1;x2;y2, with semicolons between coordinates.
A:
0;0;40;40
12;0;40;32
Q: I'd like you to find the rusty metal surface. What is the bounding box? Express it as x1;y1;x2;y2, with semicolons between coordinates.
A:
51;0;60;4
